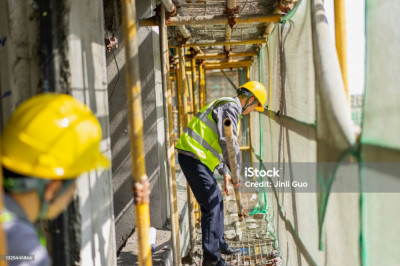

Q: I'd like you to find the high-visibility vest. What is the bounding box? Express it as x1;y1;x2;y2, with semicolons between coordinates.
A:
176;97;240;172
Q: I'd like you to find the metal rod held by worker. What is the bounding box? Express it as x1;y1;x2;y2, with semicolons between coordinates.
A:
223;118;248;220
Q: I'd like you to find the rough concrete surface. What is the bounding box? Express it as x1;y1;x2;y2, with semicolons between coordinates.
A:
117;165;190;265
117;167;281;266
117;228;172;266
184;183;280;266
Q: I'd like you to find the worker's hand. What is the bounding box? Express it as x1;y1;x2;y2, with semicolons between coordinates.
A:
223;173;240;196
133;177;151;204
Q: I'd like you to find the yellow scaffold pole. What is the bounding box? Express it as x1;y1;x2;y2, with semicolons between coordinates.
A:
334;0;350;106
199;62;206;108
120;0;152;265
245;67;254;168
190;54;202;223
160;6;181;266
0;140;9;266
177;47;196;251
190;55;199;115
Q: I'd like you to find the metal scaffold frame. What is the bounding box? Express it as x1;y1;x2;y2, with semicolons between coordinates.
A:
135;0;298;264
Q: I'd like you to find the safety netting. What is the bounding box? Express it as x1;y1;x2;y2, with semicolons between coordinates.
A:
359;0;400;265
247;0;364;265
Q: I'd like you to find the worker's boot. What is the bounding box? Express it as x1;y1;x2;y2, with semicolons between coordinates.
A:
202;258;230;266
220;244;241;255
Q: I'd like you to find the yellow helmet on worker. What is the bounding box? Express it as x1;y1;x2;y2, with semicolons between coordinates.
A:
237;81;267;112
1;93;110;179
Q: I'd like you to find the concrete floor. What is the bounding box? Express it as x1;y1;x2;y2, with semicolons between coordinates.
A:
183;184;281;266
117;168;190;266
117;173;282;266
117;228;172;266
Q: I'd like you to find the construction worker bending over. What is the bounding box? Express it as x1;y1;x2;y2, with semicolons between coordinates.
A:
176;81;267;266
1;94;110;265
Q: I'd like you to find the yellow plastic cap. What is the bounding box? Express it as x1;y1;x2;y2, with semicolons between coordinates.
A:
1;93;110;179
239;81;268;112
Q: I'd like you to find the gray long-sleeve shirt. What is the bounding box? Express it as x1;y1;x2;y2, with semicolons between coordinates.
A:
2;194;50;266
212;96;242;176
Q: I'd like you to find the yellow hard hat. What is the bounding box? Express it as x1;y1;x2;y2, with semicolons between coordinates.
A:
1;93;110;179
239;81;268;112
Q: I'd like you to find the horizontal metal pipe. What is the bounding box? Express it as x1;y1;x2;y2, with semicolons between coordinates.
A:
159;0;205;55
161;0;175;13
204;59;253;65
170;67;198;74
140;14;283;27
204;64;252;70
195;52;257;59
178;25;191;39
170;38;266;48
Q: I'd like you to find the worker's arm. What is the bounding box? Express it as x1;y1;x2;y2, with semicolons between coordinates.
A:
212;102;241;178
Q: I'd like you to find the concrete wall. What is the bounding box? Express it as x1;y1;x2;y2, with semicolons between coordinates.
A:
104;0;169;251
0;0;41;123
0;0;118;265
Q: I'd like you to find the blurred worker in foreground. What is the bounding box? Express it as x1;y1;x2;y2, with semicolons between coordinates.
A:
176;81;268;266
1;94;110;265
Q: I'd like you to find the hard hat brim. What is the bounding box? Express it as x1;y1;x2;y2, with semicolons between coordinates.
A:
94;152;111;169
1;151;111;179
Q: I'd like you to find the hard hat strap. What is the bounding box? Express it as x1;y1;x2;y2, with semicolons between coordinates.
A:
237;88;258;112
37;180;51;220
38;179;75;220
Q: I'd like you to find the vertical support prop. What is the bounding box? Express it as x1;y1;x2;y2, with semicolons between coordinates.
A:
175;64;183;136
160;6;181;266
187;71;194;120
120;0;152;265
334;0;350;106
245;66;250;82
245;67;254;168
178;47;196;251
0;141;8;266
190;56;198;115
199;62;206;108
190;55;201;222
223;119;248;220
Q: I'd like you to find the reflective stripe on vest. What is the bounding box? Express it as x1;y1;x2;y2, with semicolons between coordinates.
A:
176;97;239;172
0;210;12;223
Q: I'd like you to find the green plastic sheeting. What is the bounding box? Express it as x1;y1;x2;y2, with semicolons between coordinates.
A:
360;1;400;265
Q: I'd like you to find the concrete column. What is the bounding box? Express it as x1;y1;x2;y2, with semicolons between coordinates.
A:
62;0;117;265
